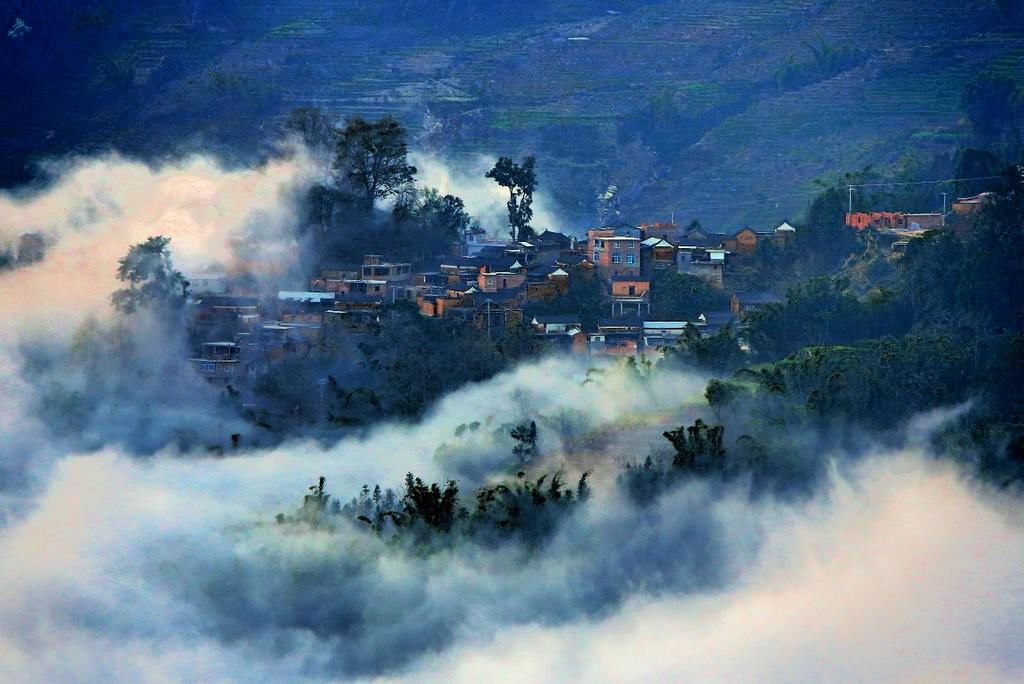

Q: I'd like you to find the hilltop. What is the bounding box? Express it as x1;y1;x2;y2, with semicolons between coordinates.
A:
2;0;1022;228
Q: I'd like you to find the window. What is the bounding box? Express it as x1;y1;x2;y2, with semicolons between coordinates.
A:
611;254;622;264
625;253;636;264
613;241;621;249
593;252;601;261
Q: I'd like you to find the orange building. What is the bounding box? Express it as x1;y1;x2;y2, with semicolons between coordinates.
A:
587;227;642;280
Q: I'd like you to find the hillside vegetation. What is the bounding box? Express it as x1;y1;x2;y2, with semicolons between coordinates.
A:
3;0;1023;227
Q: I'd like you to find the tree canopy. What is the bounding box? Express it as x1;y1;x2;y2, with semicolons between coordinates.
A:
333;116;417;210
110;236;188;315
486;156;537;242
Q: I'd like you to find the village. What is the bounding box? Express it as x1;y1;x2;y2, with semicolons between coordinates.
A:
177;190;992;410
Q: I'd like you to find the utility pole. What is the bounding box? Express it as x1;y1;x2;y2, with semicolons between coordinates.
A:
847;185;854;215
941;192;947;215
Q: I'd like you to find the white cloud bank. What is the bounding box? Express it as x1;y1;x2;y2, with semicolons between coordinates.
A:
411;153;566;236
0;153;312;344
0;441;1020;683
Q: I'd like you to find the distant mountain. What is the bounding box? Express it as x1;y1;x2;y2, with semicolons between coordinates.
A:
2;0;1022;229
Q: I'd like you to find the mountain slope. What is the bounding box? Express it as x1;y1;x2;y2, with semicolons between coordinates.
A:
2;0;1021;229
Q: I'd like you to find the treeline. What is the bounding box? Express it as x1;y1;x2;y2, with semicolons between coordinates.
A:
279;467;591;550
662;165;1024;483
287;109;539;264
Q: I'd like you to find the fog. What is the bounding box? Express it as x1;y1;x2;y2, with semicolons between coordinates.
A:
411;152;565;236
1;154;1021;683
0;152;312;343
0;433;1021;683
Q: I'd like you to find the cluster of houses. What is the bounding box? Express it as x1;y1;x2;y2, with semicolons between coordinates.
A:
185;188;992;388
184;220;800;385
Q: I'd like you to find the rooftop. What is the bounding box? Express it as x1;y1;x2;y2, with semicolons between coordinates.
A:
278;291;336;303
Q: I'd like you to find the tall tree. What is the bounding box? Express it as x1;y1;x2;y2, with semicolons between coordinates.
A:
110;236;189;315
419;190;471;244
284;107;337;159
333;116;417;210
486;156;537;242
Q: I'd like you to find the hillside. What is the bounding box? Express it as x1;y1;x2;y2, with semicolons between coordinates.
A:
2;0;1022;229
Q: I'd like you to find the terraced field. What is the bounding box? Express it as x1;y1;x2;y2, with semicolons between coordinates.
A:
3;0;1022;228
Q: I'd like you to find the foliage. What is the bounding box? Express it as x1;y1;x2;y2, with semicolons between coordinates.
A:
659;323;745;373
524;271;605;330
775;36;866;92
333;116;417;210
284;106;337;156
413;189;472;256
649;270;727;320
363;303;505;416
744;276;911;360
509;420;538;465
287;469;592;549
620;419;730;503
796;181;862;274
486;156;537;242
899;165;1024;331
110;236;189;316
961;73;1022;150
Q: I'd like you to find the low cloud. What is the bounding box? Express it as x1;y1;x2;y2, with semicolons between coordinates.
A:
411;153;565;237
0;152;312;344
0;404;1021;683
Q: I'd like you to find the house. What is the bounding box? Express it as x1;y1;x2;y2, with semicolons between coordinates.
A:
536;327;588;354
190;342;243;386
721;227;762;256
187;272;227;295
522;262;570;302
610;275;651;318
640;237;677;274
361;255;412;283
773;222;797;245
256;323;318;362
642;320;690;350
190;294;261;342
462;225;507;257
845;212;945;232
587;226;642;280
903;213;945;230
693;310;738;336
677;225;726;249
730;291;783;317
589;319;642;357
535;229;574;251
639;221;682;243
678;249;727;288
531;314;582;334
952;192;993;215
473;296;524;338
278;291;337;324
318;261;360;280
477;267;527;293
598;316;643;333
439;256;484;287
555;252;594;274
323;308;379;334
417;291;466;318
310;277;388;300
525;280;563;302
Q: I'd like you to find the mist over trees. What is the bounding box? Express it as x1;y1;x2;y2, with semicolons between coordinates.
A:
3;6;1024;678
486;156;537;242
110;236;189;316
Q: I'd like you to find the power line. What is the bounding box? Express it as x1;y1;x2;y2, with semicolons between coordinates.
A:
847;174;1004;189
679;174;1004;215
